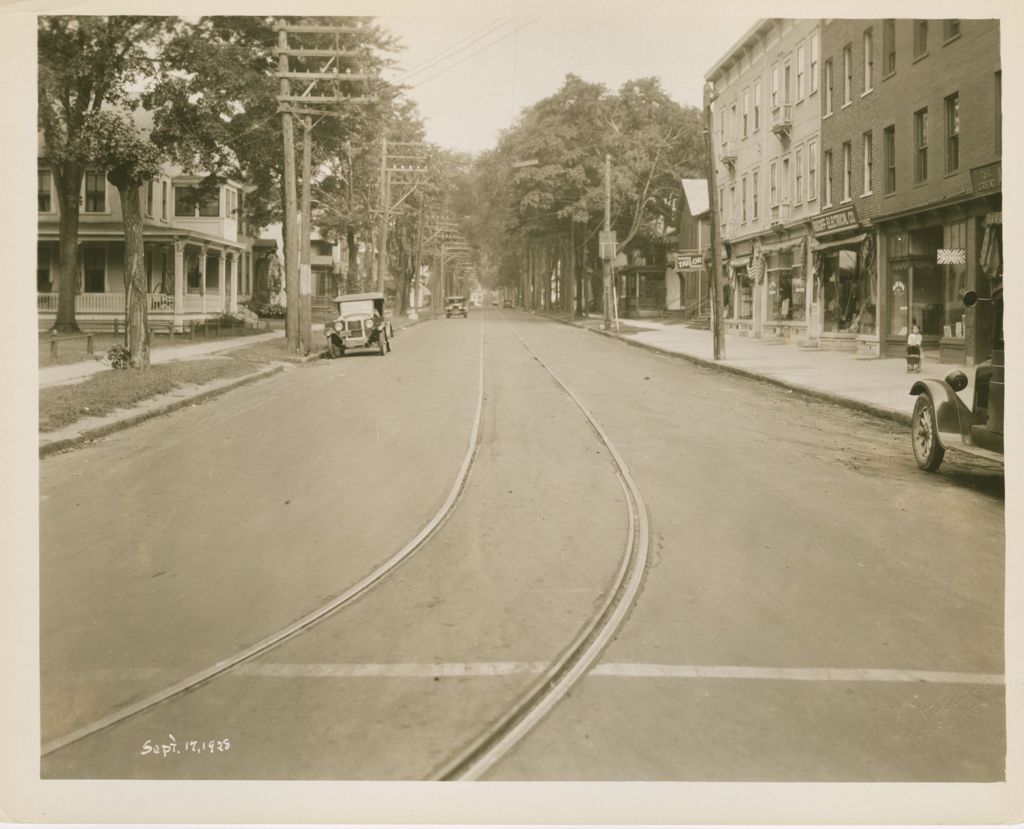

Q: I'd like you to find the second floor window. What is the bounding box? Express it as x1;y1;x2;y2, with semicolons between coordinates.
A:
808;141;817;200
945;93;959;173
753;79;761;129
771;65;779;108
842;142;852;201
38;170;52;212
796;44;805;99
824;60;834;114
795;148;803;203
161;181;168;220
742;89;749;137
824;150;833;205
810;32;819;92
884;125;896;192
943;20;961;41
199;190;220;217
146;180;154;217
84;170;105;213
864;29;874;91
883;19;896;75
741;176;748;222
843;45;852;104
752;169;760;219
770;161;778;205
863;131;873;194
914;108;928;183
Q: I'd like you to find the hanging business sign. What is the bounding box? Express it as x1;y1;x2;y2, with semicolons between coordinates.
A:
970;162;1001;194
937;248;966;265
674;252;704;270
599;231;617;260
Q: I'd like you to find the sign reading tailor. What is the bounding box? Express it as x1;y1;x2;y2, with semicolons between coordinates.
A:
675;252;704;270
971;162;1001;194
811;205;859;235
937;248;966;265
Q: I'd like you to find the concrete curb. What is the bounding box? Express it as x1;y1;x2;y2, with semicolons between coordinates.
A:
39;364;285;458
546;315;912;427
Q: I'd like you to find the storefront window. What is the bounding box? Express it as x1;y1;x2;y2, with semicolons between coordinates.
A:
823;249;869;333
736;267;753;319
942;221;967;336
887;227;944;339
767;249;806;321
889;258;911;336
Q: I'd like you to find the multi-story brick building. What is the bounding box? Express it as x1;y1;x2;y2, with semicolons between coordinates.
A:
705;18;823;342
814;18;1001;362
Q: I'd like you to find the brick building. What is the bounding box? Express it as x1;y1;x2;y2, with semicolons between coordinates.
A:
815;18;1001;362
705;18;823;342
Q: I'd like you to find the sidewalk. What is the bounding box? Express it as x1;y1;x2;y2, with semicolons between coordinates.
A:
544;312;973;425
39;331;284;388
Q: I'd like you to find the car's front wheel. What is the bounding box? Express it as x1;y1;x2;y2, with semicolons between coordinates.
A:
328;338;342;359
379;335;387;356
912;394;945;472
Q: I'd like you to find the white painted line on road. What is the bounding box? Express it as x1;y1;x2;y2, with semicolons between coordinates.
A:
590;663;1004;686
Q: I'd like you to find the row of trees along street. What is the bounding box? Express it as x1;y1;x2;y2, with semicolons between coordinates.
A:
460;74;707;316
38;16;470;368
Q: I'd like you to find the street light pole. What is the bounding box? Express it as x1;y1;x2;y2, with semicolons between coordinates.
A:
603;153;612;330
703;81;726;360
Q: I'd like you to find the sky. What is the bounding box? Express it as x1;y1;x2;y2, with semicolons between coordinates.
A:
379;14;754;155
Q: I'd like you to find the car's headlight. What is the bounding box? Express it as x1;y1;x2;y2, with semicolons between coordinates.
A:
334;321;343;332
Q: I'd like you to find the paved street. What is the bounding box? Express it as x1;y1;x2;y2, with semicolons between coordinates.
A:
39;310;1004;781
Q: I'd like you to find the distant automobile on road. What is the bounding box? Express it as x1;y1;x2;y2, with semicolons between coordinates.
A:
445;296;468;318
492;299;499;307
503;299;513;309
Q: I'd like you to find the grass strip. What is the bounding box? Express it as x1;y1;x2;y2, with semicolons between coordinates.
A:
40;358;257;432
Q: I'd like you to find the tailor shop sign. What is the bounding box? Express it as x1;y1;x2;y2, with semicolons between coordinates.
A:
971;162;1001;194
674;252;704;270
812;205;859;235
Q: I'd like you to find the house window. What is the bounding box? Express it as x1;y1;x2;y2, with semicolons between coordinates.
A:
914;108;928;183
842;142;852;201
753;79;761;130
943;20;960;41
795;148;803;204
824;59;833;115
863;29;874;91
863;131;873;194
719;186;725;223
752;169;760;219
945;93;959;173
995;72;1001;157
796;44;805;99
226;188;238;220
741;176;748;222
883;19;896;75
914;20;928;58
824;150;833;206
771;65;779;108
83;247;105;293
843;45;852;104
884;125;896;192
783;61;791;105
742;89;749;137
782;157;790;203
146;180;154;217
37;244;52;292
769;161;778;205
84;170;106;213
808;141;817;201
199;189;220;218
161;181;168;220
174;186;193;217
810;32;819;92
38;169;52;212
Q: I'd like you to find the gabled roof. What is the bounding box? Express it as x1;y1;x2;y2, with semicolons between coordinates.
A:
681;179;709;218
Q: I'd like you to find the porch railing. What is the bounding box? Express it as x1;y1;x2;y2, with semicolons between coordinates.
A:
37;292;209;314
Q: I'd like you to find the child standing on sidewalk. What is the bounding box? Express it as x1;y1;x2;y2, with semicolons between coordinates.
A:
906;324;923;372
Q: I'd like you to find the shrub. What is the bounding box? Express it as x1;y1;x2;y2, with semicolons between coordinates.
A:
107;344;130;369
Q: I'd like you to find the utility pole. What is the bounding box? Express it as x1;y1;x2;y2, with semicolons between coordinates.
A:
275;21;371;354
377;135;388;292
601;154;613;330
412;202;424;319
278;28;300;352
299;114;313;355
703;82;726;360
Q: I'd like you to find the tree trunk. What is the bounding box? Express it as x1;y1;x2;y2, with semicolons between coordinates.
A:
113;178;150;369
346;226;360;292
54;162;84;333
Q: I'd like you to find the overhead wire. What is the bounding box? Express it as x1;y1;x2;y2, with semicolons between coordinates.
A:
393;18;516;82
406;18;538;90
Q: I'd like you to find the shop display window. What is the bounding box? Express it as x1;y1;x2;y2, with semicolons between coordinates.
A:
735;267;753;319
823;248;875;334
767;249;806;322
886;226;944;340
942;221;967;337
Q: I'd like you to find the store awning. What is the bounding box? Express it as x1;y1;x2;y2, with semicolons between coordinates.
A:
812;232;868;252
980;217;1002;279
729;256;751;267
758;238;803;254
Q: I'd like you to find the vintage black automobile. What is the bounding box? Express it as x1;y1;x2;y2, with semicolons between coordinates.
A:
909;285;1004;471
445;296;468;318
324;292;392;358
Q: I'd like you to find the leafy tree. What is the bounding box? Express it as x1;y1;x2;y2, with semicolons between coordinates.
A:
38;15;170;332
80;110;163;368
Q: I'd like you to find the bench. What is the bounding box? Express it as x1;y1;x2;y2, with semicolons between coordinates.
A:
48;333;93;357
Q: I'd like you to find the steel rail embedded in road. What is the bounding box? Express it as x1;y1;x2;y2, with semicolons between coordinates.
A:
41;315;488;759
432;311;651;781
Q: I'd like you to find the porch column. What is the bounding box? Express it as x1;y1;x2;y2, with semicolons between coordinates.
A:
199;245;208;316
229;251;239;312
173;238;185;329
217;249;227;312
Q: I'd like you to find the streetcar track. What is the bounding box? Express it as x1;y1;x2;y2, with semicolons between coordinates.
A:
42;313;488;759
432;311;652;781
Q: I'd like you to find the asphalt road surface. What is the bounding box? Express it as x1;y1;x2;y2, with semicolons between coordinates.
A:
40;309;1004;781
